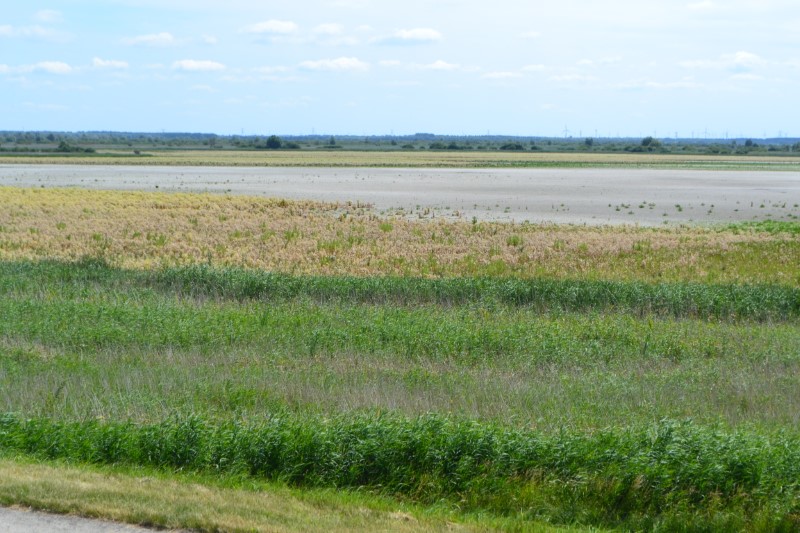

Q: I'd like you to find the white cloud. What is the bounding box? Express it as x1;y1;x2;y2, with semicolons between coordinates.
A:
520;31;541;39
1;61;73;74
93;57;129;69
202;35;218;45
680;51;765;71
310;23;359;45
0;24;58;39
242;20;298;34
578;57;622;67
395;28;442;42
482;71;522;79
172;59;226;72
419;60;460;71
616;78;703;90
548;73;597;83
727;51;765;69
34;10;62;23
522;64;547;72
314;23;344;35
378;28;442;44
122;32;176;46
31;61;72;74
299;57;369;71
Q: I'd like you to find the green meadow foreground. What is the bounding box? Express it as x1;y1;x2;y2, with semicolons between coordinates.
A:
1;187;799;531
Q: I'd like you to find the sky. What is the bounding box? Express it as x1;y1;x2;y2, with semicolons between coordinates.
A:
1;0;799;137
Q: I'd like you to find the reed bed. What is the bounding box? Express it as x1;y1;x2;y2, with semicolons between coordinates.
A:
1;414;798;530
1;259;799;431
3;260;798;321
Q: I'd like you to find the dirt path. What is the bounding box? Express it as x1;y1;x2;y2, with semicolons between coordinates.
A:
0;506;164;532
1;165;799;225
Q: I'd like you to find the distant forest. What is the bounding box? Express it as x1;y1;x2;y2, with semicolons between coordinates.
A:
2;130;799;156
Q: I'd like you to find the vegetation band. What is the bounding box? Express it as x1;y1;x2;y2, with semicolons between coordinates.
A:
4;259;798;321
1;414;798;529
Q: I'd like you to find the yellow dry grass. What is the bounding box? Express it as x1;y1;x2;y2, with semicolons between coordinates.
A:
0;459;481;532
4;149;800;168
0;187;797;284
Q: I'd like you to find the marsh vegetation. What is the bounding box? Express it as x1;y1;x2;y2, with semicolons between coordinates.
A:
1;187;799;530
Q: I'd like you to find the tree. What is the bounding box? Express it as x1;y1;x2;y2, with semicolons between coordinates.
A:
640;136;662;152
499;142;525;151
265;135;282;149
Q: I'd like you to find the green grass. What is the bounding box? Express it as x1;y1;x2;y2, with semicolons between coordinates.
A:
1;259;798;431
1;414;799;531
3;259;798;321
2;258;799;530
723;220;800;236
0;456;532;532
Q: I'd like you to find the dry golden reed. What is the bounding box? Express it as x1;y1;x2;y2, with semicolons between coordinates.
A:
4;149;800;168
0;187;797;284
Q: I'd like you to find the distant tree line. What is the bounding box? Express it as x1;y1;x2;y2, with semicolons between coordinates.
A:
2;130;799;155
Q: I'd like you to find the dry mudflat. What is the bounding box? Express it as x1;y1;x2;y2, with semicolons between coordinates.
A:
1;165;799;225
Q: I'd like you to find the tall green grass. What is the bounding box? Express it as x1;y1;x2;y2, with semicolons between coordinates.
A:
2;259;798;321
1;413;798;530
2;257;800;529
1;273;797;366
2;257;798;428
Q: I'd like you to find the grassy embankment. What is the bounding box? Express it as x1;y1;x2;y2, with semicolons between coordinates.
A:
1;187;799;531
3;149;800;170
0;457;519;533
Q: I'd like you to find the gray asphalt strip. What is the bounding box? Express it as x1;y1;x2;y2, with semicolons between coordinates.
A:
0;506;165;533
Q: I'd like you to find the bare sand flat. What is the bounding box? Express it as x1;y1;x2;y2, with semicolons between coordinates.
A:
1;165;799;225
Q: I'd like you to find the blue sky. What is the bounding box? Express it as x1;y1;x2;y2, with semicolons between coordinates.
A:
2;0;799;137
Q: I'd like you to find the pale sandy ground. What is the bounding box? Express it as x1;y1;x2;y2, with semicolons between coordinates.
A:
2;165;799;225
0;506;163;533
